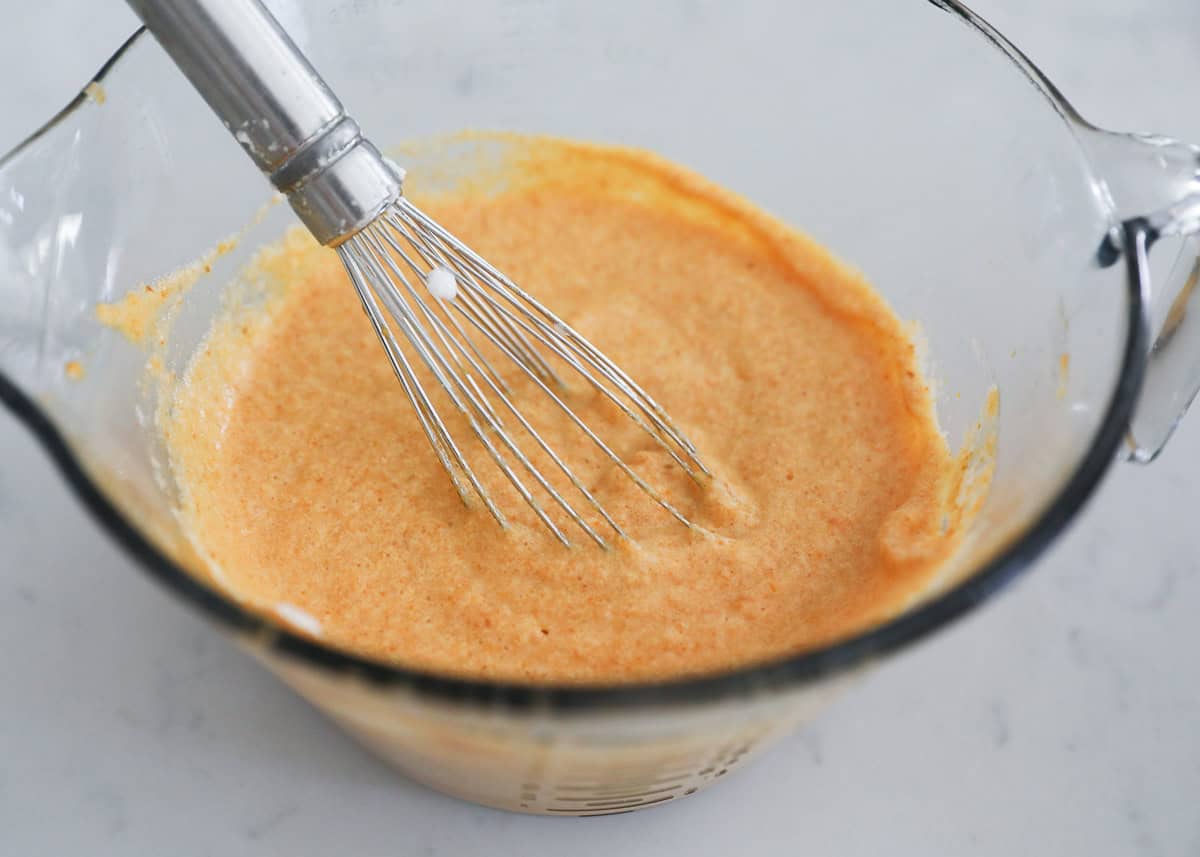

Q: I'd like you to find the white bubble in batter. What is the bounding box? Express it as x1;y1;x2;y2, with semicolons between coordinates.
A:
426;266;458;300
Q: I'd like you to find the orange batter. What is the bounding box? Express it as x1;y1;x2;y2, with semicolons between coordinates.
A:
165;136;970;684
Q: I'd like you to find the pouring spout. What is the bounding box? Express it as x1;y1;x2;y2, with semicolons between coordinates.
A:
0;71;115;399
0;194;89;396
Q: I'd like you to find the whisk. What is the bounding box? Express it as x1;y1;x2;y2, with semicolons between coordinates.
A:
126;0;708;547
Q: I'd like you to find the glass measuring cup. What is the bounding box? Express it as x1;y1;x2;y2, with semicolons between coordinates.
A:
1;0;1198;815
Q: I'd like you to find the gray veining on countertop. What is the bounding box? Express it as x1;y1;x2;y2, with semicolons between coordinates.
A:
2;1;1199;854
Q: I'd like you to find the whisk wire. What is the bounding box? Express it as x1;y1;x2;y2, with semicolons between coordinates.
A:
355;236;579;546
377;222;516;392
385;212;560;384
340;249;493;518
435;247;705;483
335;197;709;546
397;216;695;528
359;228;612;547
392;201;706;475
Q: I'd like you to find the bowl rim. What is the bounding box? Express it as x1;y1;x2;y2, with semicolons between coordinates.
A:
0;2;1152;712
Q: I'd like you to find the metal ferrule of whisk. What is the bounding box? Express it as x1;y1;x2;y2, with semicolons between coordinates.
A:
127;0;710;547
126;0;401;246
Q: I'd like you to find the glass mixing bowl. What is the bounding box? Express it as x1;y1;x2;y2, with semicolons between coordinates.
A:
1;0;1199;815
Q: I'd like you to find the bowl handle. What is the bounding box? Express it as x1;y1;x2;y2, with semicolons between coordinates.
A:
1089;129;1200;462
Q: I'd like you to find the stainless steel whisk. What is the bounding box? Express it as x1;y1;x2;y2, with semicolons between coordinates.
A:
126;0;708;546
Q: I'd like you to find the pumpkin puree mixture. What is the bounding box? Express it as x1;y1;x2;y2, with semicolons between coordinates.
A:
164;136;977;684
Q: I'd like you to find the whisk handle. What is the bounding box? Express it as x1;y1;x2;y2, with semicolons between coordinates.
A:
125;0;400;245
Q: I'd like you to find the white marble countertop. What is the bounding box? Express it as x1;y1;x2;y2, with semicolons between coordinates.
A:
2;2;1199;854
